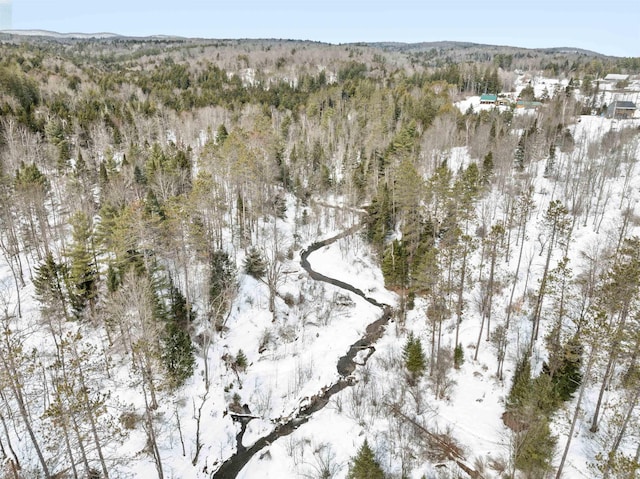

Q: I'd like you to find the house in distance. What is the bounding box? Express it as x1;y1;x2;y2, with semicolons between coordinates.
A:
607;100;637;119
480;94;497;105
604;73;630;83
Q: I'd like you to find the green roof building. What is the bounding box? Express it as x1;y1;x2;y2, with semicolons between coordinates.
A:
480;94;497;104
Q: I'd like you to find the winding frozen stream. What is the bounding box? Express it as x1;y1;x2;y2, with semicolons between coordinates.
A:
211;224;392;478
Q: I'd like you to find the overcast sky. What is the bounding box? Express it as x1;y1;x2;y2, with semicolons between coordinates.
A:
6;0;640;57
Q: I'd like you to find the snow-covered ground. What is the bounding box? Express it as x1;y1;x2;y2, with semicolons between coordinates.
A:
2;86;640;479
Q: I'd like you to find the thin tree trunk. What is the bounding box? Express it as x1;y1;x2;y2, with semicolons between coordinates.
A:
175;407;186;457
0;238;23;318
69;411;91;477
474;308;486;361
485;240;497;341
602;385;640;479
51;333;88;478
591;310;628;433
455;245;467;348
62;419;78;479
590;348;617;434
50;370;82;479
556;343;596;479
531;222;557;347
506;215;527;330
143;361;159;410
0;352;52;478
522;251;534;300
142;380;164;479
76;357;110;479
0;411;20;472
192;386;210;465
430;312;436;375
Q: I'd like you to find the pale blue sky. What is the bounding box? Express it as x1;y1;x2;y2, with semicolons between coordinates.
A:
6;0;640;57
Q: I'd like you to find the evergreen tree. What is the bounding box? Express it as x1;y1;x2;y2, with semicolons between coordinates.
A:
45;118;70;173
270;192;287;219
167;278;192;326
99;161;109;187
515;416;557;476
162;280;195;389
243;247;267;279
481;151;494;185
506;351;560;477
394;158;424;262
274;143;291;190
508;351;532;411
216;124;228;145
454;343;464;369
403;332;426;384
381;239;408;289
145;190;166;221
15;162;49;191
210;250;236;319
229;349;248;386
234;349;248;372
33;251;70;319
352;156;368;203
347;440;385;479
14;162;51;257
74;151;87;179
162;321;194;389
133;164;147;185
519;84;536;101
106;263;120;293
514;135;526;170
67;211;98;317
543;142;556;177
365;183;393;252
461;162;481;198
542;336;583;402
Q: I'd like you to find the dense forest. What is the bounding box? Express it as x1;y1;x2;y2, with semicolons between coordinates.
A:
1;34;640;478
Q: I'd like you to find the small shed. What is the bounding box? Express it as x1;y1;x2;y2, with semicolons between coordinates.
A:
607;100;637;119
480;94;497;105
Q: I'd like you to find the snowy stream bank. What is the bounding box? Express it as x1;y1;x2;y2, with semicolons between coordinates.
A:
211;224;391;478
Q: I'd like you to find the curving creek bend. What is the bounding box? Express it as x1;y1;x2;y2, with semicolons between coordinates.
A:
211;224;393;478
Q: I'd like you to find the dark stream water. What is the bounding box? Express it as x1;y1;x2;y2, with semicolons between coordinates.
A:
211;225;392;478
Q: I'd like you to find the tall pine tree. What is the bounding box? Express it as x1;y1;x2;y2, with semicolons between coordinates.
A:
67;211;98;317
347;440;385;479
403;332;426;384
33;251;70;320
162;279;195;389
243;247;267;279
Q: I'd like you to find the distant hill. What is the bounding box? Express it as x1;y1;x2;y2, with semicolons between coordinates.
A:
0;31;619;61
0;29;120;39
363;40;607;58
0;29;187;42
